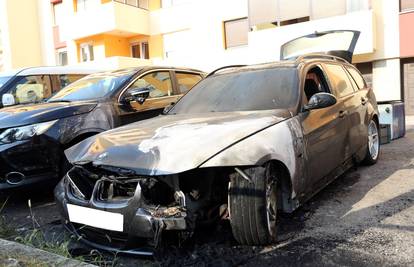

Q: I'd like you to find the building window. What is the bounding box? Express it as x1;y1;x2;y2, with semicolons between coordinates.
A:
224;18;248;49
57;50;68;66
80;43;94;62
114;0;148;9
280;16;310;26
131;42;149;59
77;0;99;12
401;0;414;12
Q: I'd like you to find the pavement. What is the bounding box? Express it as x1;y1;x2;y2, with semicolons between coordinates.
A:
1;117;414;266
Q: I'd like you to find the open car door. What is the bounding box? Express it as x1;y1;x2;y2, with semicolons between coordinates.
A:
280;30;360;63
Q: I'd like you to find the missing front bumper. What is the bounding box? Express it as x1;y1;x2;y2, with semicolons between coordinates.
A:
54;168;189;253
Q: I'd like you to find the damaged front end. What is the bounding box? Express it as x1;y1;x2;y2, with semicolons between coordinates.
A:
54;164;230;255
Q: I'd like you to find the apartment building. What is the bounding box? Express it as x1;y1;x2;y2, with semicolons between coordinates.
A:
0;0;410;110
400;0;414;114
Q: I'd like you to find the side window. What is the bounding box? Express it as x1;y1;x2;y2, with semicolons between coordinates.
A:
129;71;172;99
345;66;366;90
8;75;52;104
175;72;203;94
324;64;355;98
58;74;85;90
304;66;330;102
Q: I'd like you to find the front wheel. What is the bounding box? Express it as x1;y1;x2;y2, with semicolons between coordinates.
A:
363;119;380;165
228;165;278;245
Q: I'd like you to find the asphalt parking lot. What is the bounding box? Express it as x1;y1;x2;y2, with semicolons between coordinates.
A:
1;119;414;267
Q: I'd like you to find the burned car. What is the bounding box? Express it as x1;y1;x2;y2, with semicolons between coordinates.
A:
0;66;204;190
55;31;380;255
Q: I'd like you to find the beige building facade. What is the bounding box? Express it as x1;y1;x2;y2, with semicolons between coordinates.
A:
0;0;409;104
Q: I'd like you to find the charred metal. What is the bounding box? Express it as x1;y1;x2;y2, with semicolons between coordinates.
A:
55;164;232;252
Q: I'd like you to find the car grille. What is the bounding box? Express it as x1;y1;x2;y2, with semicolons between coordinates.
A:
67;166;141;202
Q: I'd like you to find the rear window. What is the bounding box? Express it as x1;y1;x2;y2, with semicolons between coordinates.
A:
345;66;366;89
175;72;203;94
170;67;299;114
324;64;355;98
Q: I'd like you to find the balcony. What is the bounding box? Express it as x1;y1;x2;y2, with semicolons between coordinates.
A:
76;56;152;69
64;1;150;40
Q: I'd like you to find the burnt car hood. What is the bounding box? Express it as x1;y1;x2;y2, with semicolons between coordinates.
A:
0;101;97;129
65;110;291;175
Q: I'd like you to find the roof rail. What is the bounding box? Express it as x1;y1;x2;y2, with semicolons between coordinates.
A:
295;53;349;64
206;65;247;77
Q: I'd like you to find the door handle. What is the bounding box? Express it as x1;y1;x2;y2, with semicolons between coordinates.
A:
339;110;348;118
361;97;368;105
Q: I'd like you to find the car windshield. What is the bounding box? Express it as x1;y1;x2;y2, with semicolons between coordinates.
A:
169;67;299;114
0;76;12;88
48;70;134;102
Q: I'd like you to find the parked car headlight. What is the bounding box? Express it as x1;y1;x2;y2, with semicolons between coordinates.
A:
0;120;58;144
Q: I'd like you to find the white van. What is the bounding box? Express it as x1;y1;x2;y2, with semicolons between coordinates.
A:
0;66;106;108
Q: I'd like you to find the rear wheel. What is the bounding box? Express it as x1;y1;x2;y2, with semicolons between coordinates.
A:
228;165;278;245
363;119;380;165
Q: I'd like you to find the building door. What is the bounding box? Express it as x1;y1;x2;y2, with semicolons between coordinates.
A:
403;59;414;115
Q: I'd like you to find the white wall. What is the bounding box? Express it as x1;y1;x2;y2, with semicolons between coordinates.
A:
37;0;56;66
150;0;249;71
373;59;401;102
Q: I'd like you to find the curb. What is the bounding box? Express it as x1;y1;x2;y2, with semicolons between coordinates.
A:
0;238;97;267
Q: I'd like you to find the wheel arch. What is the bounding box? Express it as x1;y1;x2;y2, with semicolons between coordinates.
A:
266;160;295;213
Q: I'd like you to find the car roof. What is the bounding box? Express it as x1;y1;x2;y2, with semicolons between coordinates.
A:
85;66;205;78
0;66;112;77
0;65;204;78
208;53;352;77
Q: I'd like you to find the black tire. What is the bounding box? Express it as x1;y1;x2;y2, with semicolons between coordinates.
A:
363;119;380;165
228;165;278;245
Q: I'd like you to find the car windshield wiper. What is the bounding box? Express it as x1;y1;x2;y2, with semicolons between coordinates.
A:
47;99;72;103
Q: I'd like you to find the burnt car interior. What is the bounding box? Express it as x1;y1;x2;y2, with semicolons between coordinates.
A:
304;66;330;101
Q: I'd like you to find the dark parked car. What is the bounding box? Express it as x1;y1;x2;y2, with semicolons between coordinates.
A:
55;31;379;255
0;66;204;190
0;66;106;108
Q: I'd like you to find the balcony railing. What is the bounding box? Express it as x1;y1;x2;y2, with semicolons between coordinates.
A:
113;0;148;10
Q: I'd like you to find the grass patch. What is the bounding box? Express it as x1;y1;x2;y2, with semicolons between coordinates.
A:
15;228;73;258
0;253;49;267
0;198;17;239
1;198;119;266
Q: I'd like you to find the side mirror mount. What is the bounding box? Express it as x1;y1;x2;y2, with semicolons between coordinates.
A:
163;102;175;115
124;87;150;105
304;92;337;111
2;93;15;107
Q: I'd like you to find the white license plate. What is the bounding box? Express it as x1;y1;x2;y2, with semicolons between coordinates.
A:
67;204;124;232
